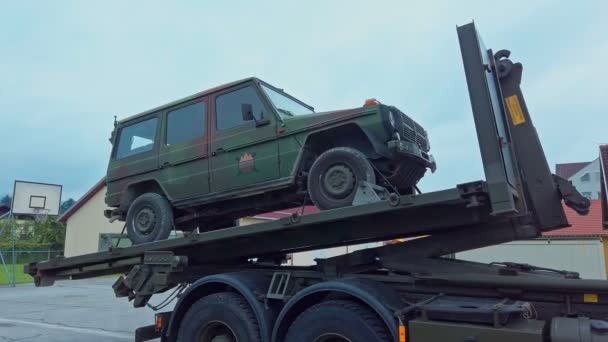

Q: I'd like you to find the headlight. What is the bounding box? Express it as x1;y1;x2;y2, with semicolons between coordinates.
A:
388;110;396;129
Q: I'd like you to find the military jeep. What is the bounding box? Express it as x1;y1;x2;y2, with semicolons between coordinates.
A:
105;78;435;244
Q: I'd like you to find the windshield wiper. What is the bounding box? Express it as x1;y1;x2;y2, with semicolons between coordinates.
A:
277;108;294;116
490;261;580;279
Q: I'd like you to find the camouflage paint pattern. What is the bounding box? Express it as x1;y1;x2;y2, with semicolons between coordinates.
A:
105;78;430;213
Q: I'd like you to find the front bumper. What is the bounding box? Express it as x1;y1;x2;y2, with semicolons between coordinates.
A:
387;140;437;172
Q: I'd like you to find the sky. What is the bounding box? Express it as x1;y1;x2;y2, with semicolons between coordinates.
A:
0;1;606;201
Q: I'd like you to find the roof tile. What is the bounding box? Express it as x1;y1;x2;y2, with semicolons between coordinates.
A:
555;162;590;179
58;177;106;224
544;200;605;237
252;206;319;220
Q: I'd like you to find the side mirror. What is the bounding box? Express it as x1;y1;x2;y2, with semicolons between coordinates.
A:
255;118;270;127
241;104;254;121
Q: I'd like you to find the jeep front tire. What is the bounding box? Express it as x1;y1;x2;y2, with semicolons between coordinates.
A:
308;147;376;210
126;193;173;245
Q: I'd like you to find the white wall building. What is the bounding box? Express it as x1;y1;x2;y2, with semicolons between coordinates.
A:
59;178;127;257
557;158;601;200
569;158;602;200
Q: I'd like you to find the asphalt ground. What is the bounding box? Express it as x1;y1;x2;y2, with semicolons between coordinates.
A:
0;278;173;342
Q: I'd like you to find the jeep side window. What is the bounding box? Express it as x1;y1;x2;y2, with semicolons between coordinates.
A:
115;117;158;159
167;102;206;145
216;86;264;130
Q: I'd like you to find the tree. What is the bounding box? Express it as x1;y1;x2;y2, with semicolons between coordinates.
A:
60;198;76;214
0;217;67;251
33;218;66;250
0;194;11;206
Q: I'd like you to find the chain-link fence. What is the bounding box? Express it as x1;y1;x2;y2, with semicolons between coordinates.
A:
0;249;63;285
12;249;63;264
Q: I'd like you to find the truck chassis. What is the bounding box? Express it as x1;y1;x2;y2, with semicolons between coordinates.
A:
26;23;605;342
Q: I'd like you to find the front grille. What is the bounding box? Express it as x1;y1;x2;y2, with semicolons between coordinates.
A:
398;111;430;152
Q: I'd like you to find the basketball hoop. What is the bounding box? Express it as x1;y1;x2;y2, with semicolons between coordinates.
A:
33;208;50;223
11;181;62;218
0;181;62;287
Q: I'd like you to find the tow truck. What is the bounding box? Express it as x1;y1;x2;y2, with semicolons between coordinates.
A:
26;23;606;342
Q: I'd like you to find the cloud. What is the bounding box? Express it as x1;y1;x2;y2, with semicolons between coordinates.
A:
0;0;605;201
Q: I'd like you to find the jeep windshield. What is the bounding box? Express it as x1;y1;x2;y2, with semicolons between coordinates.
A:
261;84;314;117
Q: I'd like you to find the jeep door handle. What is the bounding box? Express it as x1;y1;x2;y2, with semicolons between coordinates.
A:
212;148;225;157
160;161;171;169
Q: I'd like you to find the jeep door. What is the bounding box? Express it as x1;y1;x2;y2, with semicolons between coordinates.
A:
158;98;210;201
209;82;280;193
106;114;161;205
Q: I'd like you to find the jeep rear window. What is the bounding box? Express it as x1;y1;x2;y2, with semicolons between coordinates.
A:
261;84;314;117
115;117;158;159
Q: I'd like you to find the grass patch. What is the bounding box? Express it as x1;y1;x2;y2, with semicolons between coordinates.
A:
0;263;33;285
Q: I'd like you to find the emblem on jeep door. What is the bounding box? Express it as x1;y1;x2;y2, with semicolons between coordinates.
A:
238;152;256;174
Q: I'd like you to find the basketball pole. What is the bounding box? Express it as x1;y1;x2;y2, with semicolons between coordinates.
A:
0;221;12;286
10;212;16;287
9;180;63;286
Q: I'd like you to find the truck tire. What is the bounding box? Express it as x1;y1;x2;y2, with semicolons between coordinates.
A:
308;147;376;210
285;299;392;342
126;193;173;245
177;292;261;342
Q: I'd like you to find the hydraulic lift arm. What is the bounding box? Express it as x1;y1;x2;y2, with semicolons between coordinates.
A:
458;23;589;232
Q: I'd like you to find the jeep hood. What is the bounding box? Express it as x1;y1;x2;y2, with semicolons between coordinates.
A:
281;107;365;129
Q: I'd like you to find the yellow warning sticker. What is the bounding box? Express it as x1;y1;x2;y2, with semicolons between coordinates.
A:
399;325;407;342
505;95;526;126
584;293;599;303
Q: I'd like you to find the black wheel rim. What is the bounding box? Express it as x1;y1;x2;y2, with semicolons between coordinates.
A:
196;321;237;342
313;333;352;342
322;163;356;199
134;206;156;235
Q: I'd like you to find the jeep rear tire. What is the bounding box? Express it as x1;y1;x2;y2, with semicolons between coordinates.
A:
308;147;376;210
126;193;173;245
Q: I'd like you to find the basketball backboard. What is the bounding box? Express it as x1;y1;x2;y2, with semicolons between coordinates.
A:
11;181;62;217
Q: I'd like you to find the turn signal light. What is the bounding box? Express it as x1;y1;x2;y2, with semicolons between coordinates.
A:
156;315;163;331
364;98;380;107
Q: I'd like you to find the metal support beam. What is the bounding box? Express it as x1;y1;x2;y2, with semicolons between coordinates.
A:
316;217;537;275
457;23;521;216
495;52;572;230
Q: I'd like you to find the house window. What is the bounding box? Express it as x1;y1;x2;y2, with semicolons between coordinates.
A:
582;192;592;199
98;233;132;251
580;173;590;182
115;117;158;159
216;86;265;130
167;102;206;145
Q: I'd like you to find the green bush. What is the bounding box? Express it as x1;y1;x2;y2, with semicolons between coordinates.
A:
0;217;66;253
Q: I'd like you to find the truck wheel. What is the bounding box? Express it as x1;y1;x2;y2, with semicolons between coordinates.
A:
285;299;391;342
177;292;261;342
308;147;376;210
126;193;173;245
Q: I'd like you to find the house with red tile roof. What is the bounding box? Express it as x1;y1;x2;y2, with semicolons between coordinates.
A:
459;146;608;279
543;200;604;238
556;161;591;179
600;145;608;229
556;158;602;200
457;199;608;279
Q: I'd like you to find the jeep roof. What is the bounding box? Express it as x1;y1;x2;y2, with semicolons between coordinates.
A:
117;77;314;124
